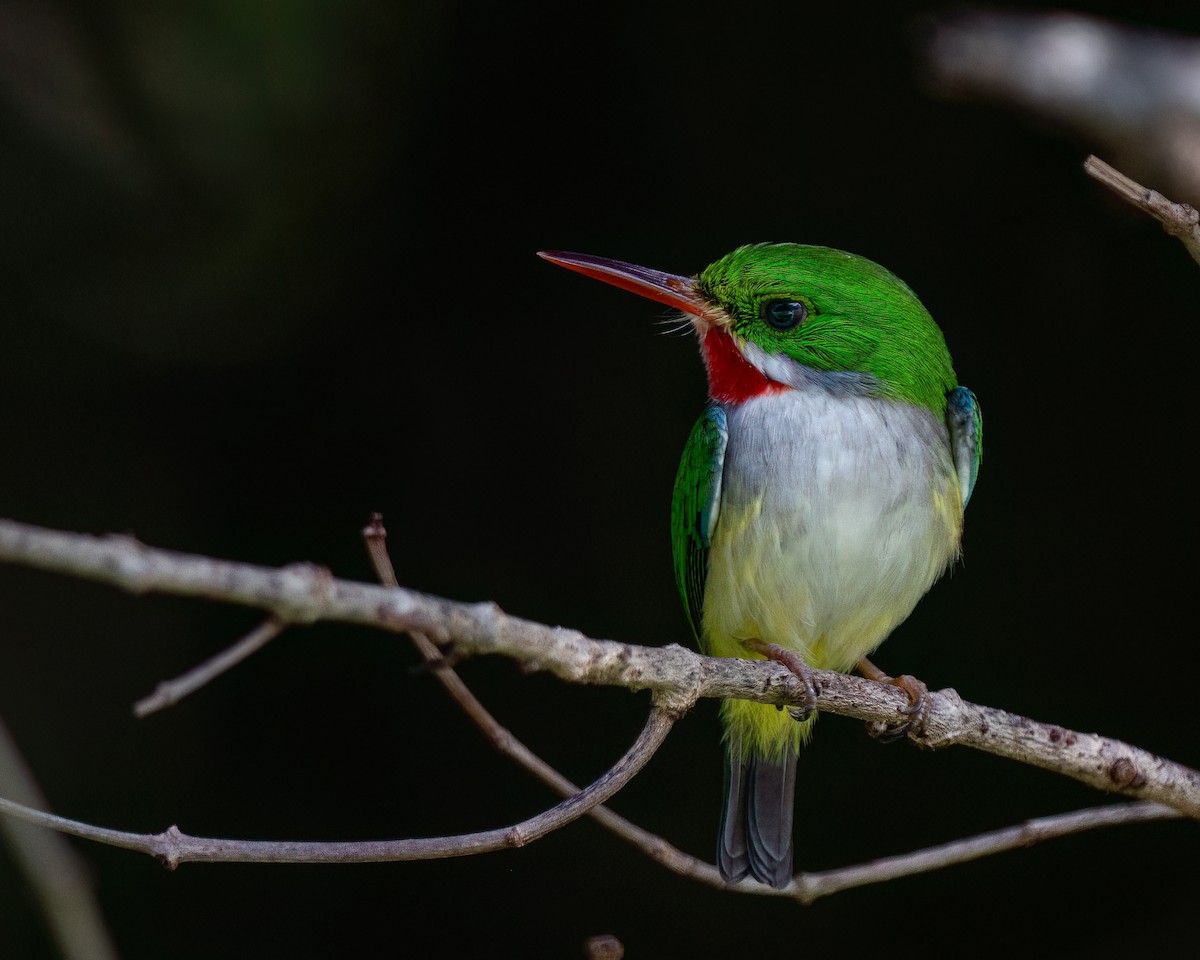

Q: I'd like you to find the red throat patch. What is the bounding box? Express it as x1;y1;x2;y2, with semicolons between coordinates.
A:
700;328;788;403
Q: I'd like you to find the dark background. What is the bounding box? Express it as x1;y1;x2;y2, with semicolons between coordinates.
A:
2;1;1198;957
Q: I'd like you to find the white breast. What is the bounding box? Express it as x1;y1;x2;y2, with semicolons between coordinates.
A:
701;389;962;672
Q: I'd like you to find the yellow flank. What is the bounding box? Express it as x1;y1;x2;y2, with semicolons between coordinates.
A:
702;472;964;762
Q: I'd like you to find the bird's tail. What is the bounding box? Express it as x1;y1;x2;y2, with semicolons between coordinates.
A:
718;750;797;888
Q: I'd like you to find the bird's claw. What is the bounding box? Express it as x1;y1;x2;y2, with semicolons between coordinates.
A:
741;639;821;721
865;673;930;743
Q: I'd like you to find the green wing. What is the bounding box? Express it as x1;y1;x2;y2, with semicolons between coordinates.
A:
946;386;982;507
670;404;727;650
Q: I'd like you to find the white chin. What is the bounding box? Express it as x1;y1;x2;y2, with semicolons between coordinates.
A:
738;338;802;388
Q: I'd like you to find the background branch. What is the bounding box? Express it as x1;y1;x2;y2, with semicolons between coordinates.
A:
0;719;118;960
923;10;1200;206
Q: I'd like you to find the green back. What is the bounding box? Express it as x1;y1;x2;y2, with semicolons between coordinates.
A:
670;405;727;647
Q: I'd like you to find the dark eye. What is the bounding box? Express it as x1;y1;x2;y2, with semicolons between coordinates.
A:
762;299;807;330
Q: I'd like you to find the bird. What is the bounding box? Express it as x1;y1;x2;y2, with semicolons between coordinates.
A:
538;243;981;889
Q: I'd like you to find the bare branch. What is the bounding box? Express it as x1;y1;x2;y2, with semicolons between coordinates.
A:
362;512;398;587
1084;154;1200;265
358;519;1191;899
1;516;1192;898
2;516;1198;819
359;520;1193;898
0;703;675;867
785;801;1180;904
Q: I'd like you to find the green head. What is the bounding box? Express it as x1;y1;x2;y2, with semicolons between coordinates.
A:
696;243;957;410
539;242;958;411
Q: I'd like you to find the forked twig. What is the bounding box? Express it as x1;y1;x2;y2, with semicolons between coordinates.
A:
361;514;729;883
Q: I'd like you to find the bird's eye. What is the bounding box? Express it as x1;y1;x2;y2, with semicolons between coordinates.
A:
762;299;807;331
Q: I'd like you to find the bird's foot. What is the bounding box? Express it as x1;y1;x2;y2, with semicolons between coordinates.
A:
856;657;930;742
741;640;821;721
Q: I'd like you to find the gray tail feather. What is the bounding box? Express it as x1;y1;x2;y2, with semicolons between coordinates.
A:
717;752;797;888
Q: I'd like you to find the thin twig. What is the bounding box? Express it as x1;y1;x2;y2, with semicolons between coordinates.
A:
1085;155;1200;266
1;516;1198;818
363;513;448;668
0;704;676;867
134;616;285;717
362;513;397;586
786;801;1179;904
